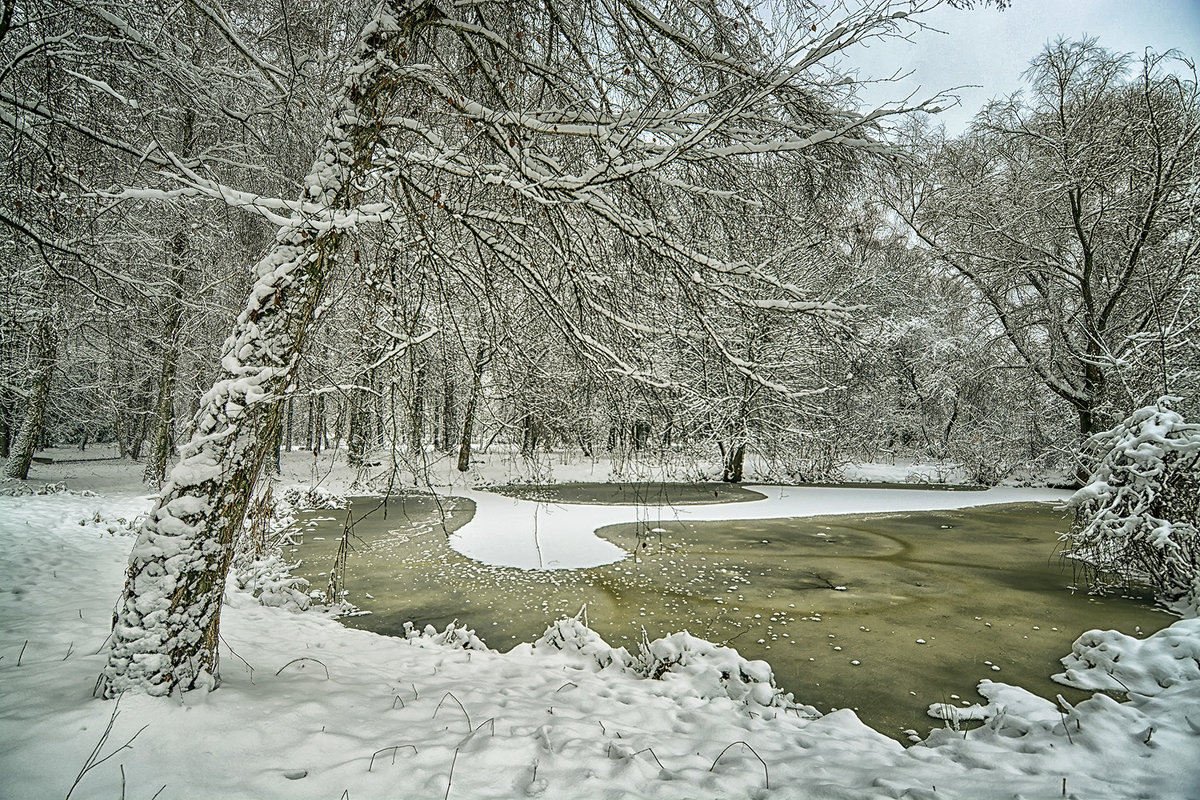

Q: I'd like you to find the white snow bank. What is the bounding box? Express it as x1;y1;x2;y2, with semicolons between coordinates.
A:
1054;618;1200;696
2;486;1198;799
449;485;1072;569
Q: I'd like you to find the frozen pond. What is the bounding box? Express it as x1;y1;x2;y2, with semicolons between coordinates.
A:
287;484;1174;739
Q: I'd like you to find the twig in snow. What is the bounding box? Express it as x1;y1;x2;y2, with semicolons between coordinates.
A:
709;741;769;789
555;682;578;693
64;696;149;800
62;642;74;661
632;748;665;770
474;718;495;736
391;695;405;710
1057;707;1074;744
219;633;255;682
433;691;471;731
91;633;113;656
368;745;418;772
340;791;350;800
17;640;27;666
445;748;459;800
274;657;329;679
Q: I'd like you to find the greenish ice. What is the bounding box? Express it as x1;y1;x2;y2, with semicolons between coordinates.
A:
286;485;1173;740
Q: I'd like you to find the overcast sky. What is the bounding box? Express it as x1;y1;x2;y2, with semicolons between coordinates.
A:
842;0;1200;135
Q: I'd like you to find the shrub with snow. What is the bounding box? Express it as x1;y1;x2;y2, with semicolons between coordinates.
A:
277;485;346;511
232;553;311;610
403;620;489;651
1064;397;1200;601
533;616;634;670
531;616;806;712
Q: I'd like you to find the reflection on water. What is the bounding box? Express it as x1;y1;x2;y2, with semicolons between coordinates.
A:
287;489;1173;740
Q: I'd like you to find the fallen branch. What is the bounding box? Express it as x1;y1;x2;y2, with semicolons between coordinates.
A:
368;744;418;772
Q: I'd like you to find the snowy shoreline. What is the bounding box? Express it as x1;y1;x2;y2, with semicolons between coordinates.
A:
447;483;1073;570
2;457;1198;799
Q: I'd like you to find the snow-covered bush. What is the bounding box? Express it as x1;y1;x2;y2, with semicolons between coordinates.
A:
403;620;489;651
634;630;796;708
534;616;634;670
531;616;801;711
1064;397;1200;600
278;486;346;511
232;553;311;611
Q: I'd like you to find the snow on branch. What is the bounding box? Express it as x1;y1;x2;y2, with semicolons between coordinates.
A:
1064;397;1200;601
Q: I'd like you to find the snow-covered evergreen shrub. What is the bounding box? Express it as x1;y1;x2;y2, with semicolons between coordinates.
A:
1064;397;1200;600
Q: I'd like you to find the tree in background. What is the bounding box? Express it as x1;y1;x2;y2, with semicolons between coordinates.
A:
83;0;937;697
889;40;1200;457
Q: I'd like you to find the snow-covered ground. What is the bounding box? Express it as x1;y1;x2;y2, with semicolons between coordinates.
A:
2;450;1198;799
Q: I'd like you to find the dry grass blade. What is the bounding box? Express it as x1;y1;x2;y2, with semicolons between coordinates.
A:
709;740;769;789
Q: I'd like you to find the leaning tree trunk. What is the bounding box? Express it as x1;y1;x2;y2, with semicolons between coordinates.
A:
99;2;427;697
4;317;56;480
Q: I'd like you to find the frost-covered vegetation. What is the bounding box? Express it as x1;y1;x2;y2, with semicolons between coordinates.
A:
1066;398;1200;602
2;1;1198;795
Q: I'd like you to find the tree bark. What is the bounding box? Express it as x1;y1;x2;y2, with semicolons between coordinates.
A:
4;317;56;480
410;359;426;455
144;239;187;485
456;345;488;472
99;2;427;697
440;374;454;453
721;442;746;484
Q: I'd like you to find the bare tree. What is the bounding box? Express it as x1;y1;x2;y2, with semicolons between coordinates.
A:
888;40;1200;451
70;0;942;696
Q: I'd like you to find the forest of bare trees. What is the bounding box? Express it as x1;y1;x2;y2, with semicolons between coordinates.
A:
2;0;1196;694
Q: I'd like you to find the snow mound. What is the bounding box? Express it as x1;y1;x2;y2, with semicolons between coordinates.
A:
1054;618;1200;696
530;617;810;713
404;620;490;651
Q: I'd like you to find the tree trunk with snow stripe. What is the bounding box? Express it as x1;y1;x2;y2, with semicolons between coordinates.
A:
98;0;431;697
3;316;56;480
